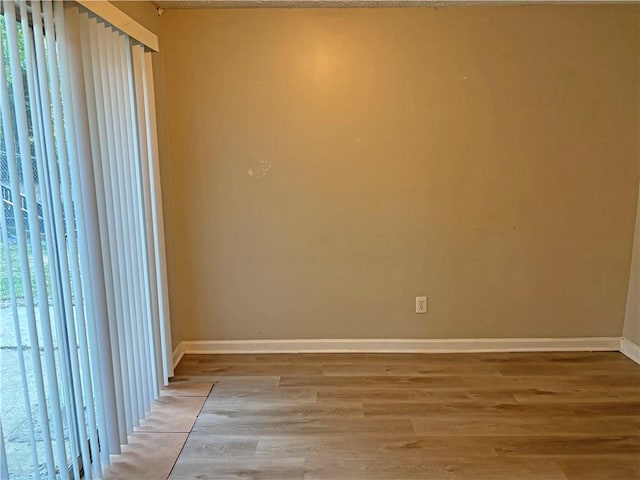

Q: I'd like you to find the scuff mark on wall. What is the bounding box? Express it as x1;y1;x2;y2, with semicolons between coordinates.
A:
248;160;272;178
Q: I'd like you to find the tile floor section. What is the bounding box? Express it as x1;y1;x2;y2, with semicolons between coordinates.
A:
102;381;213;480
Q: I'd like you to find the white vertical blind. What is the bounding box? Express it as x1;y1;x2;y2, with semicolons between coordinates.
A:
61;2;121;475
54;4;105;478
132;42;175;383
76;4;175;435
0;1;173;478
0;1;68;477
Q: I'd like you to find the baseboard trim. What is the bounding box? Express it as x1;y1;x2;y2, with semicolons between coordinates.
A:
620;337;640;365
176;337;621;355
172;342;185;369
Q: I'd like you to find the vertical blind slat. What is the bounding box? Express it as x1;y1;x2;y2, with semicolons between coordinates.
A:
124;39;158;406
117;32;151;415
132;43;163;396
142;50;174;381
110;28;141;418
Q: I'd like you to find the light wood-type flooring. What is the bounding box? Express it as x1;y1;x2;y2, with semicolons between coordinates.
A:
164;351;640;480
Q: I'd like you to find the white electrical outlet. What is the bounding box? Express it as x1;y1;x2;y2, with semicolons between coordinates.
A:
416;296;427;314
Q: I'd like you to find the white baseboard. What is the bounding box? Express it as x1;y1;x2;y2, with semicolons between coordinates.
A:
172;342;185;369
620;337;640;365
175;337;621;355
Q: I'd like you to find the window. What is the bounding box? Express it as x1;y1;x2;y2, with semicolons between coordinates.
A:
0;1;172;478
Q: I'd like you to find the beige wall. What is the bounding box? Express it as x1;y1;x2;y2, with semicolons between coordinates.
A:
159;5;639;341
111;1;183;346
624;186;640;345
623;19;640;347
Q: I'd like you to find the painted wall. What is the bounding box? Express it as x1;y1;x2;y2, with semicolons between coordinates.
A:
624;186;640;345
110;1;182;347
158;5;639;342
623;18;640;348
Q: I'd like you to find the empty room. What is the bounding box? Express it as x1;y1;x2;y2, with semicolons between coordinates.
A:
0;0;638;479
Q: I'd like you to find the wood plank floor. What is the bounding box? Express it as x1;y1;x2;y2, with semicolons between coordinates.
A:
169;352;640;480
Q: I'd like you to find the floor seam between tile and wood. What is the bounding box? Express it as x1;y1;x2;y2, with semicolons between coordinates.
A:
166;390;210;479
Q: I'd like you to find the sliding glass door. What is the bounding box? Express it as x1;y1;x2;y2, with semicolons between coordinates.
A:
0;4;82;478
0;1;172;478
